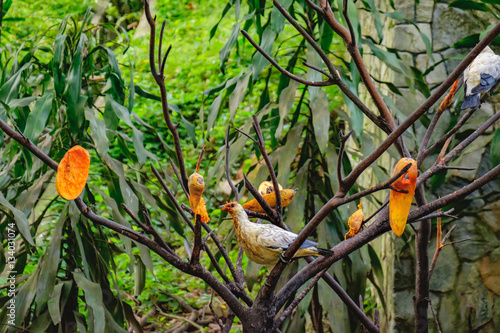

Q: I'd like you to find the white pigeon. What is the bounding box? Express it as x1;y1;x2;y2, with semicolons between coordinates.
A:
462;46;500;109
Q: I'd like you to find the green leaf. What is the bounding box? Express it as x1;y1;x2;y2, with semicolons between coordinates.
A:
229;71;251;122
47;283;65;325
206;94;222;136
383;11;407;20
23;90;53;144
108;97;150;165
65;33;88;135
341;74;364;137
450;0;495;14
14;272;39;327
271;0;294;33
363;0;383;41
0;62;29;104
181;114;198;147
53;34;67;96
210;2;232;40
85;108;110;157
0;191;34;245
287;159;310;232
251;26;277;78
276;80;299;140
490;127;500;167
452;34;480;49
311;90;330;154
36;204;67;315
277;122;304;186
136;243;155;278
73;271;106;333
219;22;241;74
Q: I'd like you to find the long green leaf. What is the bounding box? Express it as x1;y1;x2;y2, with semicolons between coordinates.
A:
73;271;105;333
0;191;34;245
23;90;53;144
65;33;88;135
36;204;67;315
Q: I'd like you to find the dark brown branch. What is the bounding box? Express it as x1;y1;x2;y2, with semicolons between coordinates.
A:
122;203;175;255
169;158;189;197
234;126;257;143
361;200;388;227
260;163;412;298
252;116;283;218
423;107;477;160
241;30;333;87
274;269;326;330
274;161;500;306
303;61;333;79
243;173;283;227
190;215;202;266
337;130;353;188
419;102;500;186
144;0;189;193
275;0;391;134
0;116;249;319
225;126;239;202
151;163;242;287
413;189;431;333
342;0;356;46
308;0;408;156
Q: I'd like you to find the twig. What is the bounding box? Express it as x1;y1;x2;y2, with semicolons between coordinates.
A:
190;215;202;266
361;200;388;227
427;297;442;333
252;116;283;218
225;126;239;202
196;147;205;174
122;203;175;254
337;130;353;189
210;291;224;331
144;0;189;192
241;30;332;87
234;126;257;143
274;269;326;329
169;158;189;197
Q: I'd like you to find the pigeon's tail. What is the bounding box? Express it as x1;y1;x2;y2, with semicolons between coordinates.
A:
314;247;334;257
461;93;480;110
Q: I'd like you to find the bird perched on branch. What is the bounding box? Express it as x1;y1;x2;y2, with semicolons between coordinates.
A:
389;158;417;236
242;189;296;213
220;202;333;269
462;46;500;110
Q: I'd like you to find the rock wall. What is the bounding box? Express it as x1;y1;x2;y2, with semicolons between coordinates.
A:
358;1;500;331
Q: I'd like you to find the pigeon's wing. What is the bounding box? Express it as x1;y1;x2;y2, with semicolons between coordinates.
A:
256;225;318;251
471;73;498;94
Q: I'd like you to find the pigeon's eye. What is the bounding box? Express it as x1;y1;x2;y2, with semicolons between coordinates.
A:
231;203;235;207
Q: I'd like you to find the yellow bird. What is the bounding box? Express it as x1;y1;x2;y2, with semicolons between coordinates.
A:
242;189;295;213
389;158;418;236
220;202;333;269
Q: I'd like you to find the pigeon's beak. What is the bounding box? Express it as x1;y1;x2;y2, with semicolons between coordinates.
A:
218;204;227;211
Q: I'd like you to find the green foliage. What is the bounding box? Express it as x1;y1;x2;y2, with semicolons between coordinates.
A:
1;0;499;332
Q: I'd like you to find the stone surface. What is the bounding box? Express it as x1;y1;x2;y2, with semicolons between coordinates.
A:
429;241;459;292
386;23;431;53
452;216;500;261
456;262;482;291
392;88;427;115
415;53;447;86
479;248;500;296
416;0;434;22
478;200;500;234
437;293;462;333
432;3;486;51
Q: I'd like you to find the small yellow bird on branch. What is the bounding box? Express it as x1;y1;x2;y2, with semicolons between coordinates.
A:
220;202;333;269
